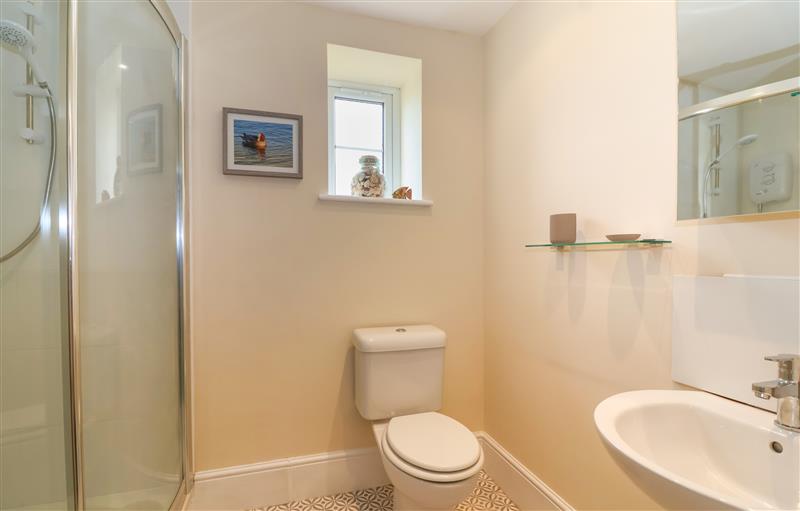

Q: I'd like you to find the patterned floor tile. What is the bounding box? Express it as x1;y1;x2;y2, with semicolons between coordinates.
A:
247;471;518;511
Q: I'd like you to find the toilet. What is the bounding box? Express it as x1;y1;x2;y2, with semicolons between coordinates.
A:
353;325;484;511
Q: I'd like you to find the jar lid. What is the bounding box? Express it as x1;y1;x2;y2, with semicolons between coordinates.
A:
359;155;379;166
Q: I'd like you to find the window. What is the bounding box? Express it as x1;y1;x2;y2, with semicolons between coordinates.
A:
328;81;400;196
326;44;422;201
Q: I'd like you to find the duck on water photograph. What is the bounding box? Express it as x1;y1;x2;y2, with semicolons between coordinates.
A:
235;120;290;166
223;107;303;178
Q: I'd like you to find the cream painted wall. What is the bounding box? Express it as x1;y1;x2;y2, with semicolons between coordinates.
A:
484;2;800;510
191;2;485;471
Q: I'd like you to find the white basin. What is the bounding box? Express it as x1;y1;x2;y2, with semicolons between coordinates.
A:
594;390;799;510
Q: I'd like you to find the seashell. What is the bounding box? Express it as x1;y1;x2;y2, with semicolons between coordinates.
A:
392;186;413;200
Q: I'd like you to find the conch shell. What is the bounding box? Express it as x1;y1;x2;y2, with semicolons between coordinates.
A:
392;186;413;200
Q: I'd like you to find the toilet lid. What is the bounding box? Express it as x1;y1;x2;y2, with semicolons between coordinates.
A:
386;412;480;472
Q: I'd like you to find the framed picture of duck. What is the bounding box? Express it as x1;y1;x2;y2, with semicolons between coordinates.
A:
127;103;163;175
223;107;303;178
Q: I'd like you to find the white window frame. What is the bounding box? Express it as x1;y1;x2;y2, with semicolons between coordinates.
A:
328;80;401;196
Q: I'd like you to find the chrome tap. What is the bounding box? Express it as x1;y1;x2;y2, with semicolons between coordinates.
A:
752;354;799;432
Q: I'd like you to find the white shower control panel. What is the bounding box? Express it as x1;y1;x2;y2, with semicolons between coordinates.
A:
749;153;793;204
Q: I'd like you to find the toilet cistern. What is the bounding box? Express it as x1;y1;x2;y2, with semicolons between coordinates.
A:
752;354;800;432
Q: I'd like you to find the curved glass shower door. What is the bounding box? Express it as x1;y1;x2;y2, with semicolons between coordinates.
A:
74;1;182;509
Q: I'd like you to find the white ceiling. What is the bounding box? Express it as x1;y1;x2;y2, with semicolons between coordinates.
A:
305;1;516;36
678;1;799;91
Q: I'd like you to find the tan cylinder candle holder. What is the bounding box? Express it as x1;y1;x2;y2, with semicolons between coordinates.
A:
550;213;576;244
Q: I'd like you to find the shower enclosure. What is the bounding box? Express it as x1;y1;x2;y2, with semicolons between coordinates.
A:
0;1;189;510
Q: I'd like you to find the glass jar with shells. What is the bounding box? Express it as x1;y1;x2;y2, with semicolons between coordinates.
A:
351;155;385;198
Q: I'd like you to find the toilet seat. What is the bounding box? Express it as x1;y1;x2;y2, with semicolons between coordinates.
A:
382;412;483;483
387;412;480;471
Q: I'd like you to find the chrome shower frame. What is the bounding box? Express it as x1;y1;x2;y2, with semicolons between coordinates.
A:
64;1;192;509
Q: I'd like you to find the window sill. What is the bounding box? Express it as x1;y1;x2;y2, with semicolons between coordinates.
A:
318;193;433;207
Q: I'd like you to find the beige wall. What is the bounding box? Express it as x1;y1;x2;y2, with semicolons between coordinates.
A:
190;2;485;471
483;2;800;510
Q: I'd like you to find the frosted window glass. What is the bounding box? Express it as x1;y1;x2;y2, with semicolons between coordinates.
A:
334;98;383;150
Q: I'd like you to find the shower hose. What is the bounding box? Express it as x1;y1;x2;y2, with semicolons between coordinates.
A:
1;83;57;263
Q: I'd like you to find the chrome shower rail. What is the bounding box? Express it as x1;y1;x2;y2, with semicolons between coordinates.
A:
678;77;800;121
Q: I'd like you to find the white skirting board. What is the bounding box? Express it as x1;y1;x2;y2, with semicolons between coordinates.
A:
187;447;388;510
476;432;573;511
186;432;572;511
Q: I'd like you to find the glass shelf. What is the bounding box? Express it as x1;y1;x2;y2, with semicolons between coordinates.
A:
526;239;672;249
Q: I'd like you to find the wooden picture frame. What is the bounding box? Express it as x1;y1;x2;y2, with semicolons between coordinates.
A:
223;107;303;178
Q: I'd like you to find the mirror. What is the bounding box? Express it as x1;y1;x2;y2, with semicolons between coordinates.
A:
676;1;799;220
